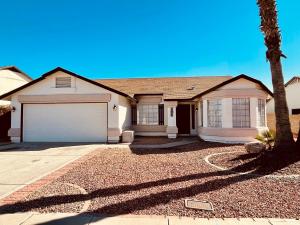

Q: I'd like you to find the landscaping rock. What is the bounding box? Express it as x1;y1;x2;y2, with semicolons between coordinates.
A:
244;141;266;154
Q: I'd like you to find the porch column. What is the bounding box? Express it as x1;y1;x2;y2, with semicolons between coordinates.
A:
250;97;258;128
165;101;178;138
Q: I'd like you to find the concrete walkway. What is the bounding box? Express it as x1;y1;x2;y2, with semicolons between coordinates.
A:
0;143;99;199
1;213;299;225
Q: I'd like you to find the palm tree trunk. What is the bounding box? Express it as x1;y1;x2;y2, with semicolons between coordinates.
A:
257;0;295;150
297;121;300;146
269;59;294;148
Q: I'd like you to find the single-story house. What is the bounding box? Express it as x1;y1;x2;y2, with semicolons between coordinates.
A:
267;76;300;115
0;67;272;143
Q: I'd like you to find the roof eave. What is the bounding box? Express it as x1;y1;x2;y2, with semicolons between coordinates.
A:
0;67;136;101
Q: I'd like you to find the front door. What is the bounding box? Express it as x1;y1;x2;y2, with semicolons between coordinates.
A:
176;104;190;134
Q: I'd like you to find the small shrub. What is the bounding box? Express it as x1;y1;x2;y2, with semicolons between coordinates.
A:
256;129;276;150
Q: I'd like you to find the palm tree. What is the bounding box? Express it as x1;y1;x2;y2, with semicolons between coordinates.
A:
297;122;300;146
257;0;294;149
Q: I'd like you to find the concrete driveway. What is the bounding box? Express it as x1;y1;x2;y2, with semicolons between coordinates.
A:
0;143;101;199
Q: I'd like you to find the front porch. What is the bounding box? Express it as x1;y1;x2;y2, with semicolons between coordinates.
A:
130;95;197;138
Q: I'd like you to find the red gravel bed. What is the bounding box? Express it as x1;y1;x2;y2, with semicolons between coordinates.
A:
1;142;300;218
210;151;300;175
132;136;187;145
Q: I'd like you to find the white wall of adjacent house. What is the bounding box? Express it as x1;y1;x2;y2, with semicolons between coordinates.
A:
267;81;300;115
8;71;128;142
0;69;31;105
198;78;269;143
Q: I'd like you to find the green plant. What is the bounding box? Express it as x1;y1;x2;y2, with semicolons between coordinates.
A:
256;129;276;150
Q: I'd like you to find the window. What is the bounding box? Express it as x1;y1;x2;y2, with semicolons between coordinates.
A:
55;77;71;88
232;98;250;128
138;104;159;125
207;100;222;128
258;99;266;126
292;108;300;115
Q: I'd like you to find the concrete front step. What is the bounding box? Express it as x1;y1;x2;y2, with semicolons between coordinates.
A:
1;213;300;225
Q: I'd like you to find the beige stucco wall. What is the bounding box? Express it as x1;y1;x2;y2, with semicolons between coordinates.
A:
118;95;131;132
197;78;269;143
0;70;31;105
267;81;300;115
8;71;127;142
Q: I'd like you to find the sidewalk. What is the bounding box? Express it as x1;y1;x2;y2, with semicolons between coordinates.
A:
1;213;299;225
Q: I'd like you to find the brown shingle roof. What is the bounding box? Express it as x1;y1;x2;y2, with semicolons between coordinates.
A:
95;76;232;100
285;76;300;87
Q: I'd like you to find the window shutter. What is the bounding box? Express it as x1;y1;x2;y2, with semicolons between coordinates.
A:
158;104;164;125
191;105;195;129
131;105;137;125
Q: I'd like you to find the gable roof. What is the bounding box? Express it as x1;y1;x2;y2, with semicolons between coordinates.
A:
96;76;232;100
96;74;273;100
0;66;32;81
190;74;273;100
0;67;134;100
285;76;300;87
0;67;273;101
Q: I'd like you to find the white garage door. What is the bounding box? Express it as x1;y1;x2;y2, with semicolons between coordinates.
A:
23;103;107;142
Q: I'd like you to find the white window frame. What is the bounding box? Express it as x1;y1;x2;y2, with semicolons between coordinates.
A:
137;104;159;125
207;99;222;128
232;98;250;128
258;99;266;127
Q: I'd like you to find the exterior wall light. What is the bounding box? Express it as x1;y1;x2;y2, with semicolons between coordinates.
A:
113;104;117;111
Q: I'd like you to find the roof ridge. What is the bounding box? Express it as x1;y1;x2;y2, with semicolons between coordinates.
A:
94;75;232;81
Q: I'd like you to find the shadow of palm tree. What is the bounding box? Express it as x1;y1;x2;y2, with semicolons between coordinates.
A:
130;140;237;155
1;146;299;224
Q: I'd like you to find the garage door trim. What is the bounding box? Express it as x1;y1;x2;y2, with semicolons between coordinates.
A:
20;102;108;142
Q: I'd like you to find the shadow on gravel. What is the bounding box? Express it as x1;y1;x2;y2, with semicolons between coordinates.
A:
229;147;300;174
0;146;299;224
0;171;259;225
229;153;259;162
130;140;236;155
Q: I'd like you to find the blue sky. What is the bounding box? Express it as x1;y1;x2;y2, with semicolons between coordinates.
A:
1;0;300;89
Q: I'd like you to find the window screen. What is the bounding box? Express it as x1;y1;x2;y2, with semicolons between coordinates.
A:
207;99;222;128
258;99;266;126
138;104;159;125
232;98;250;128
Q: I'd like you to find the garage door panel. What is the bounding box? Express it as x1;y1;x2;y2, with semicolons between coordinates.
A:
23;103;107;142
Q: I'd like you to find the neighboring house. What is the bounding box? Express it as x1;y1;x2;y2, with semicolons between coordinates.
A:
0;66;32;141
0;67;272;143
267;76;300;115
0;66;32;105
